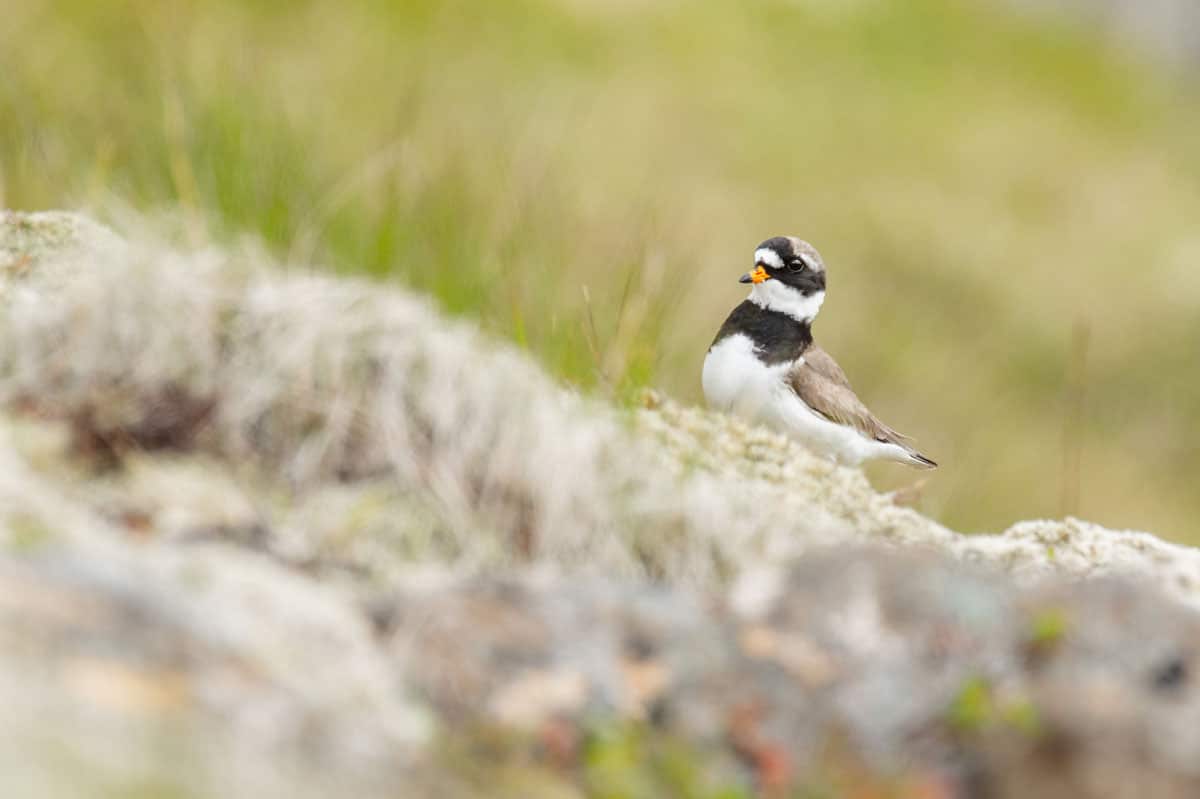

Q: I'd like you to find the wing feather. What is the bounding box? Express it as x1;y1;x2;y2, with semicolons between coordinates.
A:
802;345;852;389
788;351;910;446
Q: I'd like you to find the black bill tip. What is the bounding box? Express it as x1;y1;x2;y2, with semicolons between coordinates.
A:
911;452;939;469
739;272;753;284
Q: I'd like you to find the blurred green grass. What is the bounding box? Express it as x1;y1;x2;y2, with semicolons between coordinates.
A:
3;0;1200;541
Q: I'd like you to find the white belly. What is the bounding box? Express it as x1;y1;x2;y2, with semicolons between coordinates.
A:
702;334;904;466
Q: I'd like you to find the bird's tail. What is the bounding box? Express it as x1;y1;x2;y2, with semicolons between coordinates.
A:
904;449;938;470
877;431;938;469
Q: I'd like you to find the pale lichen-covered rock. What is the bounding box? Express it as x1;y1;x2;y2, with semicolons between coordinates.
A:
0;433;426;798
4;210;1198;599
377;550;1200;797
0;210;123;298
3;211;1200;797
0;210;105;268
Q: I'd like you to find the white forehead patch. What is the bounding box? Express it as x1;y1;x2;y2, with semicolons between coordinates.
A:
754;247;785;269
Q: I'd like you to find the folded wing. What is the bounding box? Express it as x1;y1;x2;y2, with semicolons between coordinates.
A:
788;346;912;447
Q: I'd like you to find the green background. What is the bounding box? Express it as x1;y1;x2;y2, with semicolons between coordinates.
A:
4;0;1200;540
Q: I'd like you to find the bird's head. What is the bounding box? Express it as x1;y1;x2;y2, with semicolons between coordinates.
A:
741;236;827;322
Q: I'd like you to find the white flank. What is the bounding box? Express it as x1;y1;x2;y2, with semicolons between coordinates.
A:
703;332;910;467
703;334;791;417
748;281;825;323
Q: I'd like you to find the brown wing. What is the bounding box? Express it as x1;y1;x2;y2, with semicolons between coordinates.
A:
788;350;910;446
803;345;852;389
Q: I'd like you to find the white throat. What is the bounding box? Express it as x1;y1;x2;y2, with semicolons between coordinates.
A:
748;281;824;323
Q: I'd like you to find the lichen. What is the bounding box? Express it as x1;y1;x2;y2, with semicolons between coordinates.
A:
3;212;1200;796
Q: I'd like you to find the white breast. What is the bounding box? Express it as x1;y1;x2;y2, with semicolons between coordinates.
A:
702;334;790;418
703;333;909;466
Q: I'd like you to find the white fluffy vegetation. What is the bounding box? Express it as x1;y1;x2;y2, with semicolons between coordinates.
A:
2;211;1200;607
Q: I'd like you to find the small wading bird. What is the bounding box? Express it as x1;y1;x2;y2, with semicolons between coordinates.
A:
703;236;937;469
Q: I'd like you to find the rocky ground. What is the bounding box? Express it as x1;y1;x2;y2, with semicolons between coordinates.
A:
3;211;1199;798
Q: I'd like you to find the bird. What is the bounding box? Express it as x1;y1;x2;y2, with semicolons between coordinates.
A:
702;236;937;469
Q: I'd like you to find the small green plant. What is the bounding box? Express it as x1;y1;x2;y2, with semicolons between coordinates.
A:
6;514;55;552
1028;607;1070;649
582;722;752;799
948;676;993;733
948;675;1043;738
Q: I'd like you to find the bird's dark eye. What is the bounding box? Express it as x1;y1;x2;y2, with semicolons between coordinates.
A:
788;259;806;272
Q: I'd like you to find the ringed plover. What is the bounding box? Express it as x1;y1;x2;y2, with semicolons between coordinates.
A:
702;236;937;469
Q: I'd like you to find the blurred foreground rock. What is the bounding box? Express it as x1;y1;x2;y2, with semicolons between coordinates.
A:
385;551;1200;798
3;211;1200;798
